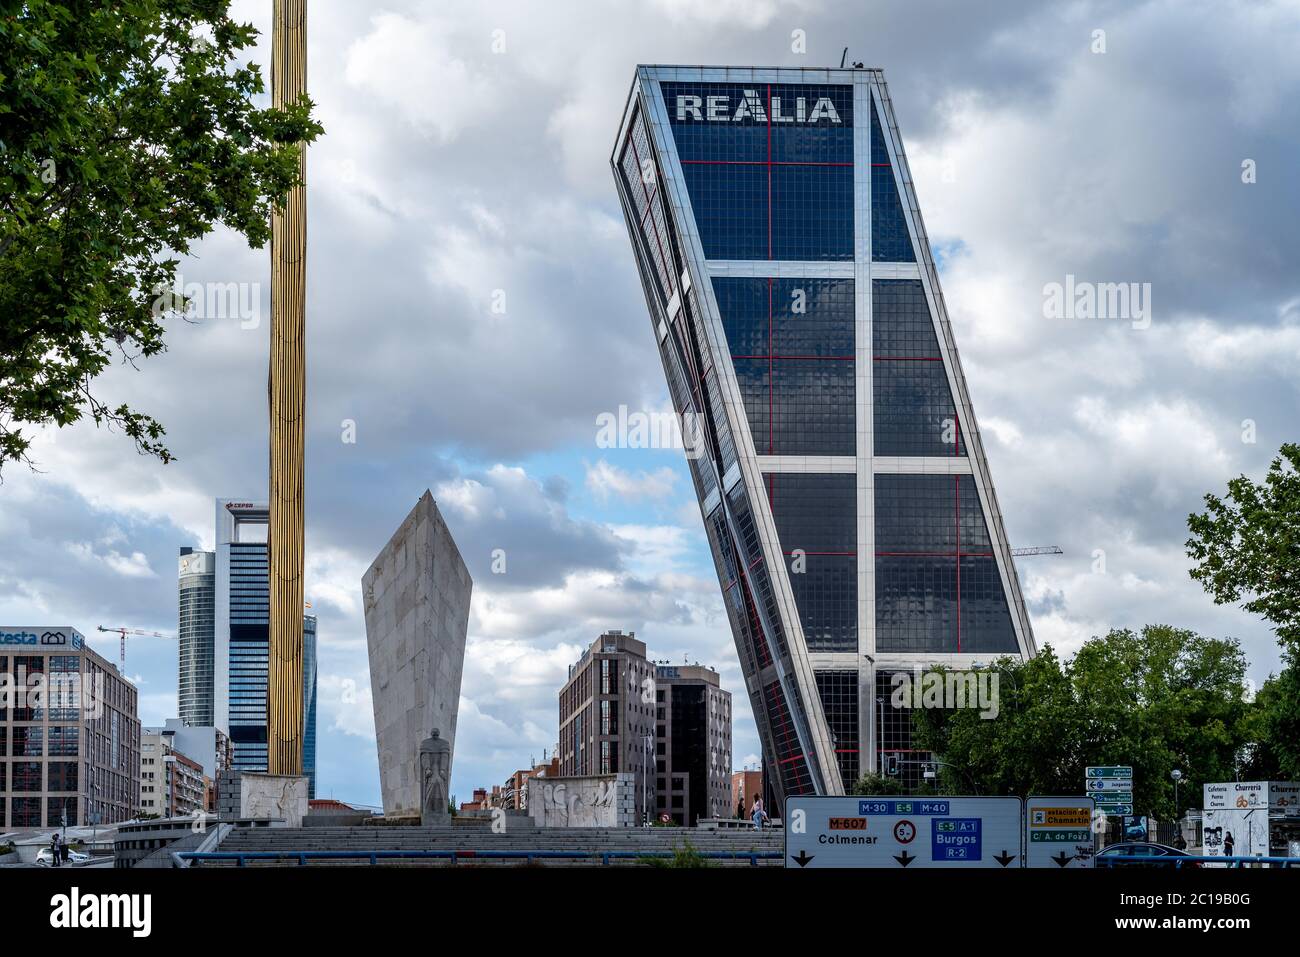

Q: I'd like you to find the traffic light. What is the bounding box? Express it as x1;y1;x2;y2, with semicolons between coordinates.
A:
886;755;900;777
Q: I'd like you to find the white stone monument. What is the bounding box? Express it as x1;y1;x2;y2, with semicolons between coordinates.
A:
362;492;472;817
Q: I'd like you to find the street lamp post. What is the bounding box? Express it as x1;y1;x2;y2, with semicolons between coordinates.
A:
875;695;885;776
642;734;654;826
1171;768;1183;821
89;780;99;849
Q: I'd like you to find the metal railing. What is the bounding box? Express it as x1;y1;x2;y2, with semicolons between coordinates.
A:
170;823;232;869
178;849;782;867
1097;854;1298;869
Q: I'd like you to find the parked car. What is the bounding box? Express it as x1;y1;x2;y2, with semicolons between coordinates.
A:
1096;842;1200;868
35;847;90;867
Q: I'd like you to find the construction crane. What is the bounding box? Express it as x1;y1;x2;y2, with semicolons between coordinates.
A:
96;626;174;672
1010;546;1063;557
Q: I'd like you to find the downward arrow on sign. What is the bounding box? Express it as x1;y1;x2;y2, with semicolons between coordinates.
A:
894;850;915;867
994;850;1016;866
1052;852;1074;868
790;850;815;867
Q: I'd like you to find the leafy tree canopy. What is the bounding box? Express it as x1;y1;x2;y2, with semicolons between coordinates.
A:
910;627;1254;819
0;0;322;471
1187;443;1300;654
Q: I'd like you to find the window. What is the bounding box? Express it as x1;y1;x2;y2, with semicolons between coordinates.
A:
12;656;44;720
875;474;1016;653
871;101;915;263
815;670;860;785
663;82;854;261
873;280;965;456
48;761;78;792
11;761;42;792
766;472;857;652
12;797;41;827
715;277;855;456
47;725;79;757
618;109;680;306
12;725;43;757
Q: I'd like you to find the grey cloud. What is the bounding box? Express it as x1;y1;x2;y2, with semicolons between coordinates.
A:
3;0;1298;802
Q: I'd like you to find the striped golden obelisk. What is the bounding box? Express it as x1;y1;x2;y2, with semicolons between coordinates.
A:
267;0;307;777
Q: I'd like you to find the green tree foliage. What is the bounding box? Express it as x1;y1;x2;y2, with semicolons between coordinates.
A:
1187;443;1300;654
848;771;913;796
1239;662;1300;780
911;648;1080;798
912;627;1254;817
1187;443;1300;778
0;0;322;471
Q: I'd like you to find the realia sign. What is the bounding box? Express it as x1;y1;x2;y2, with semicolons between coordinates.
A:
675;91;842;124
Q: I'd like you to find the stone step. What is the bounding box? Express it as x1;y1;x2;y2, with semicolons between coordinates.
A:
210;824;785;867
217;842;780;847
200;859;780;868
220;832;781;844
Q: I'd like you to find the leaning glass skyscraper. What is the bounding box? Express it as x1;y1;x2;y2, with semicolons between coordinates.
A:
612;66;1035;806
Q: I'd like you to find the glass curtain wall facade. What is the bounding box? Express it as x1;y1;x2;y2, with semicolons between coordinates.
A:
213;500;318;783
302;614;317;798
611;66;1034;807
177;548;216;727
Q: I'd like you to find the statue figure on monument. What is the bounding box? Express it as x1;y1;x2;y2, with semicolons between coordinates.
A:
419;728;451;825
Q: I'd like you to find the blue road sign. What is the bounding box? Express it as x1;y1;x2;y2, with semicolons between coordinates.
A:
932;817;982;861
783;796;1022;869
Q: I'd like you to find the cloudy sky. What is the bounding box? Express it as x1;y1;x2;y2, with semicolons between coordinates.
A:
3;0;1297;808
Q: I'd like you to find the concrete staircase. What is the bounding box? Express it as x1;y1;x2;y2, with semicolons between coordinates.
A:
202;822;785;867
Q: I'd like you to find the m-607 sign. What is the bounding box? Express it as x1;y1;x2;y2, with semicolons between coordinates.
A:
785;796;1023;869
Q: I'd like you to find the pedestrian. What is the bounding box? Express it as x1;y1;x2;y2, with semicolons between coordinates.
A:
60;838;71;866
50;834;61;868
750;794;768;830
1223;832;1235;857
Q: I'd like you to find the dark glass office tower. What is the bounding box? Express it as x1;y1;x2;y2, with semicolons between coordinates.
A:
302;614;317;798
213;499;318;783
612;66;1034;807
177;548;216;727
